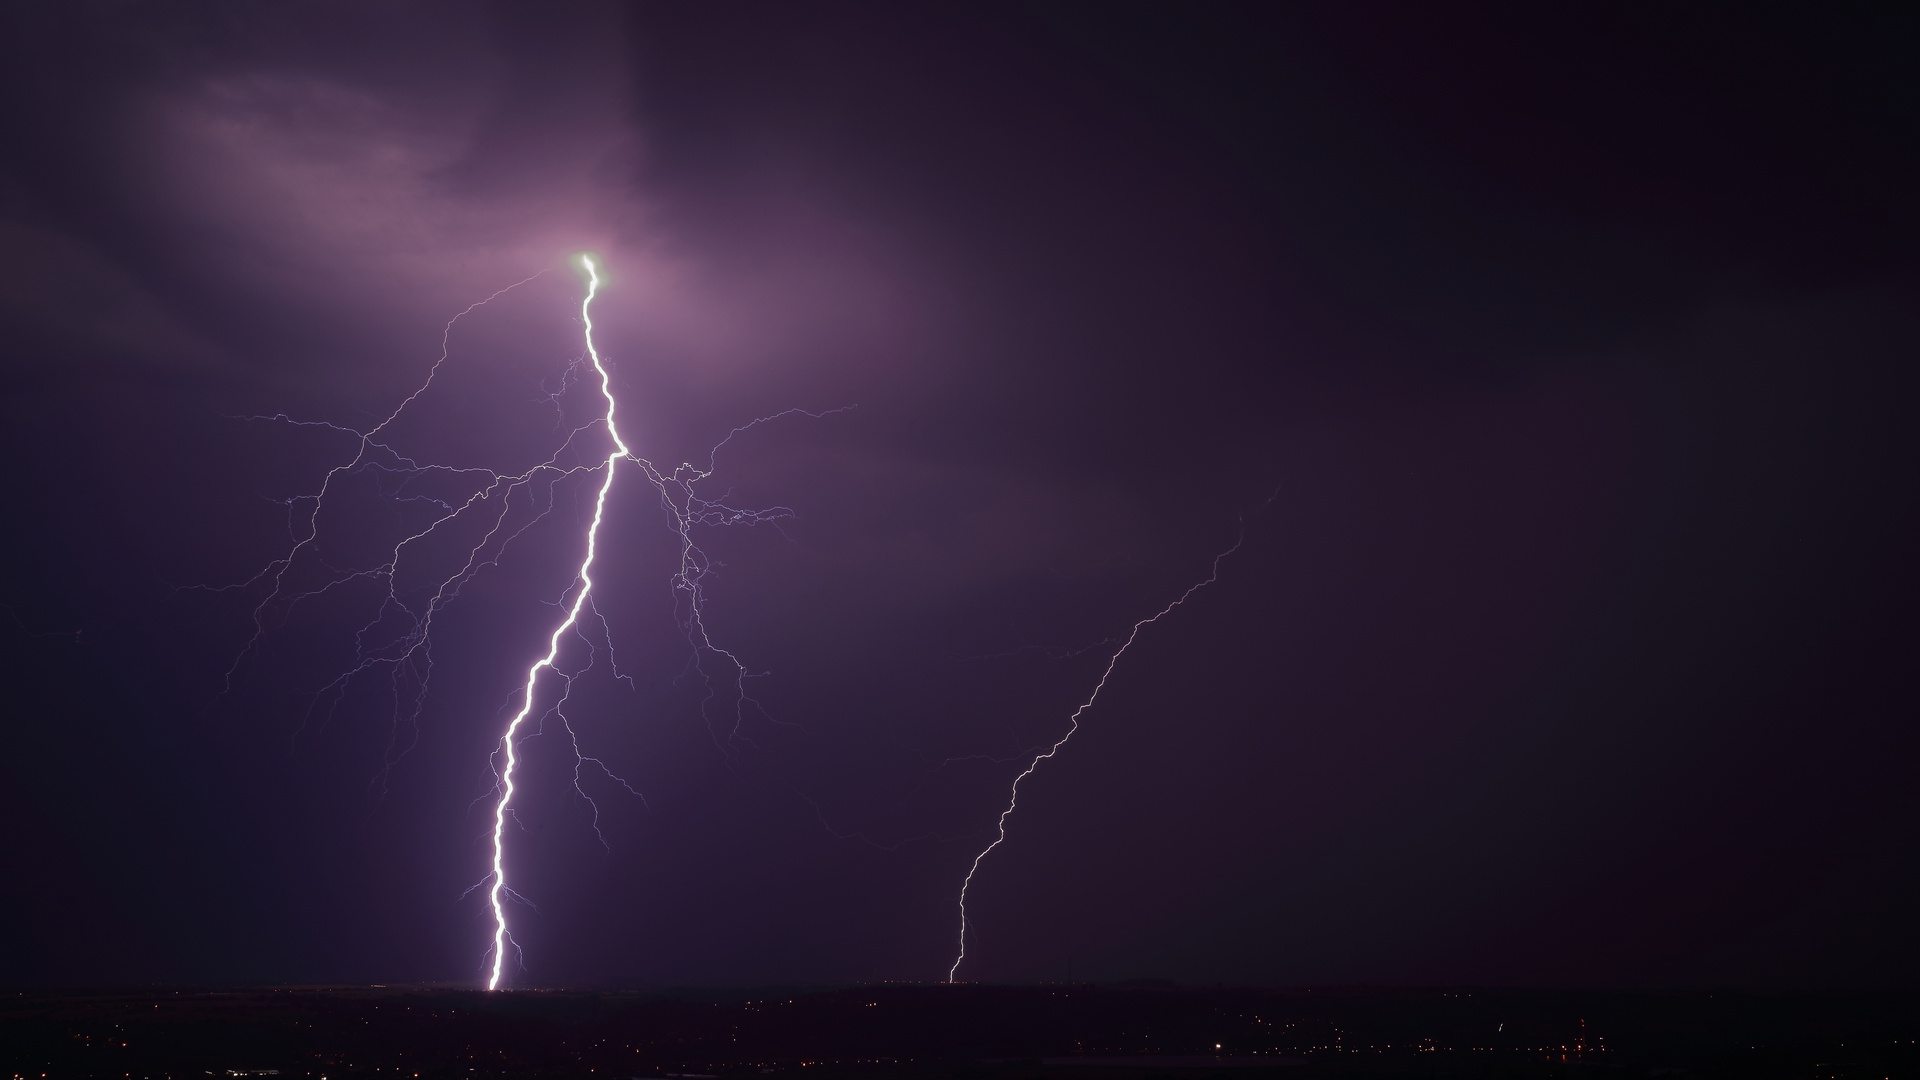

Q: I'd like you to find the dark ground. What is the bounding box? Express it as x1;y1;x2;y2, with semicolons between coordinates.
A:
5;984;1918;1080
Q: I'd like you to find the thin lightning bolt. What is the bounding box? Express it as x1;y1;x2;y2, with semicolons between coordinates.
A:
484;255;626;991
947;531;1245;983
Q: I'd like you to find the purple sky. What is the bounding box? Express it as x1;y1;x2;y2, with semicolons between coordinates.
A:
1;3;1916;989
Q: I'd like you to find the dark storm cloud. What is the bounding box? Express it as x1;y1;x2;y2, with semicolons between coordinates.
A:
1;2;1916;989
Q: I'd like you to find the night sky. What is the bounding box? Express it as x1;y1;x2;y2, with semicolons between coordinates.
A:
1;3;1916;991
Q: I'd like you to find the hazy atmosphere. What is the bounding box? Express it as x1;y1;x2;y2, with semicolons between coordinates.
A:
2;3;1916;992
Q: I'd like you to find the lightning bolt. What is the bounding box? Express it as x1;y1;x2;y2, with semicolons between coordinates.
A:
947;532;1245;983
211;251;1245;988
484;255;626;991
211;255;844;989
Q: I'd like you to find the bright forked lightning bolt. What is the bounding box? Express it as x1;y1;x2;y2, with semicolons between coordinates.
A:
211;253;844;990
947;532;1245;983
485;255;624;991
